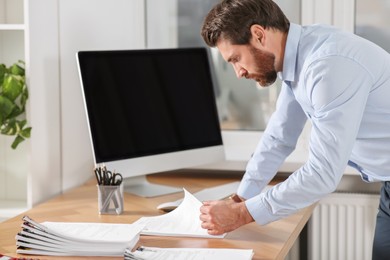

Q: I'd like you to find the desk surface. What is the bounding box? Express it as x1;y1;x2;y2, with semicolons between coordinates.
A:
0;171;315;260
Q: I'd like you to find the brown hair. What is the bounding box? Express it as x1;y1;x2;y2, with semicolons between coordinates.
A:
201;0;290;47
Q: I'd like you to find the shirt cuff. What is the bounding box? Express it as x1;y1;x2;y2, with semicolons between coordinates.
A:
244;195;276;226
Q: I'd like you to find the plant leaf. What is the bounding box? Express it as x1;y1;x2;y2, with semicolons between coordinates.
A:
10;63;25;76
0;95;15;125
3;75;24;101
20;85;29;108
18;119;27;129
20;127;32;138
0;63;6;86
8;104;23;119
1;119;17;135
11;135;25;149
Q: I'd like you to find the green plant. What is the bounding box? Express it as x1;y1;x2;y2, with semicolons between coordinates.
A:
0;60;31;149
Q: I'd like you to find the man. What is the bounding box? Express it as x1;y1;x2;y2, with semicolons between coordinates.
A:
198;0;390;258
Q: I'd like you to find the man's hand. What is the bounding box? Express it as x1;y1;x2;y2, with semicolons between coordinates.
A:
199;199;254;235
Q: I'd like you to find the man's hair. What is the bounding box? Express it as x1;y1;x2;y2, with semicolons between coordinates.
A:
201;0;290;47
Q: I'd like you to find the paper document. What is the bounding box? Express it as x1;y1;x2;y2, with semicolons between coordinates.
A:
125;246;254;260
157;181;241;211
16;216;144;256
133;188;225;238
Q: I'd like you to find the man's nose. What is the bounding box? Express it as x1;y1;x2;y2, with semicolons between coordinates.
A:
233;64;247;78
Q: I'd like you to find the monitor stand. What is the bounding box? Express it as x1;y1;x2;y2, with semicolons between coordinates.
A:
122;175;182;197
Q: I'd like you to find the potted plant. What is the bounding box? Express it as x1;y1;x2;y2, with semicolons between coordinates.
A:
0;60;31;149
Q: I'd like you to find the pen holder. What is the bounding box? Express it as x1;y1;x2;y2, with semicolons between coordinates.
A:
97;184;124;215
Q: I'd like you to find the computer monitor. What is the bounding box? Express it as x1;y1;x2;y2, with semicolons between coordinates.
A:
77;48;225;197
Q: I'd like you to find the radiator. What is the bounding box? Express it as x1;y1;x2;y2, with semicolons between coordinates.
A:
307;192;380;260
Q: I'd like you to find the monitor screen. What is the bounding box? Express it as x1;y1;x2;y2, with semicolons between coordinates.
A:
77;48;225;197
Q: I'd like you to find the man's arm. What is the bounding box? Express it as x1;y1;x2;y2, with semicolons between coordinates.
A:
200;83;307;234
238;82;307;199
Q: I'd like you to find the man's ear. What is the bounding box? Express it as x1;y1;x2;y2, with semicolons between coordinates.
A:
250;24;265;45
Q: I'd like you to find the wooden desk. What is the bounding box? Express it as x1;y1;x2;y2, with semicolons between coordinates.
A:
0;171;315;260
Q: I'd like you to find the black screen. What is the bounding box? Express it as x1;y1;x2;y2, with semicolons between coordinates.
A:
78;48;222;163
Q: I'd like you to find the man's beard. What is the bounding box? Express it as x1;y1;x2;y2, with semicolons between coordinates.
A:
247;46;277;87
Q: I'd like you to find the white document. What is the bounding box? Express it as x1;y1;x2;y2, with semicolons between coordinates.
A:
133;188;226;238
126;246;254;260
41;222;142;244
157;181;241;211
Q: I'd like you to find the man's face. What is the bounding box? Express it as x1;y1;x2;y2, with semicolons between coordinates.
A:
217;39;277;87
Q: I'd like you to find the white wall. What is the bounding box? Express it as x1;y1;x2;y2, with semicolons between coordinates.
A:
26;0;62;207
58;0;146;192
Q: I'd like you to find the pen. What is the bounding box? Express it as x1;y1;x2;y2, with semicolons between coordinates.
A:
94;165;122;186
94;167;102;185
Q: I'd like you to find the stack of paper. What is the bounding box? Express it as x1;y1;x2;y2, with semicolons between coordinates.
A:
125;246;254;260
16;216;144;256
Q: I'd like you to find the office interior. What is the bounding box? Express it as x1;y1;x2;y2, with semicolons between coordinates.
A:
0;0;389;259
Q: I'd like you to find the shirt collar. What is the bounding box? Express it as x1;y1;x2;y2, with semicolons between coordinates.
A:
281;23;302;83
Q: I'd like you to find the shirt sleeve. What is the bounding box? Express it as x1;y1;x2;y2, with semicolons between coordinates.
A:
237;82;307;199
242;56;372;225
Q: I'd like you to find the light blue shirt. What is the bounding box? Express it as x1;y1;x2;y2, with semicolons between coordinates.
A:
237;23;390;225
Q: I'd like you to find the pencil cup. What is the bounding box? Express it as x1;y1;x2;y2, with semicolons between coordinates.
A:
97;184;124;215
